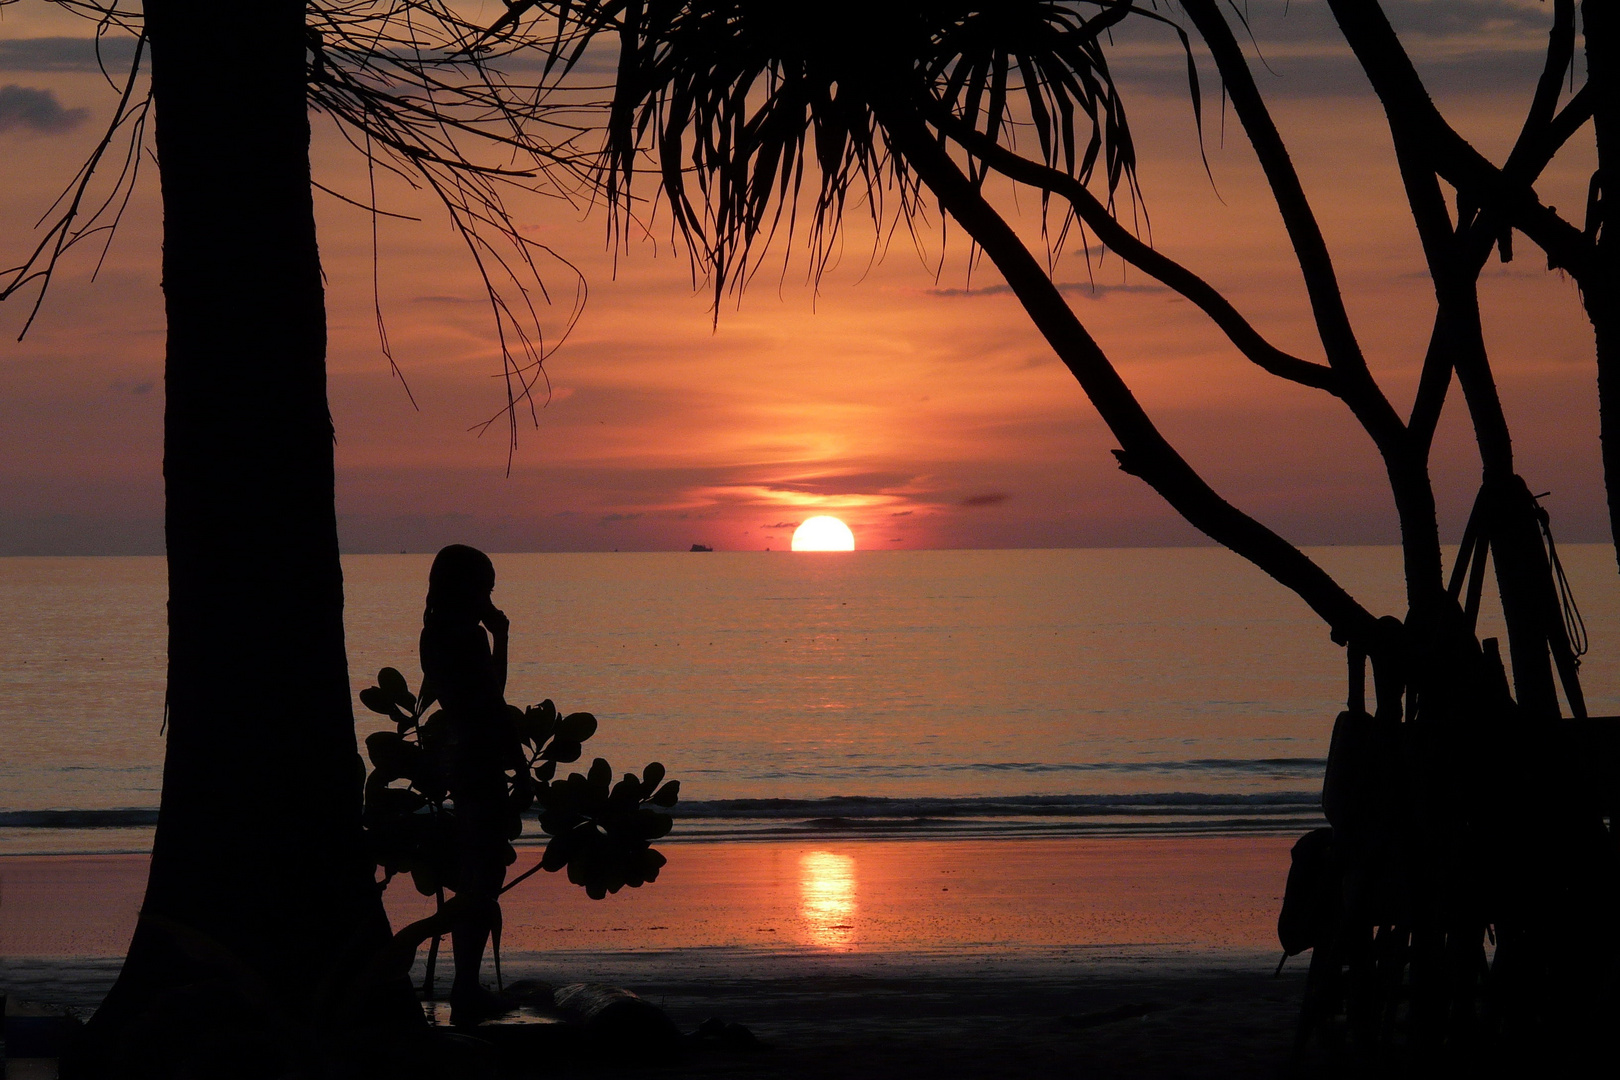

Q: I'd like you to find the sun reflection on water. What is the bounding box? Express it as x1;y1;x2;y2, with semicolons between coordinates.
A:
799;850;857;949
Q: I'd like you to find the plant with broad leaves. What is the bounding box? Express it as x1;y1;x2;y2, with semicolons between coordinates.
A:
357;666;677;901
535;755;679;900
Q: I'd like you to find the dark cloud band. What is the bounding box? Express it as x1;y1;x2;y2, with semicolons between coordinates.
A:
0;36;138;73
0;84;88;135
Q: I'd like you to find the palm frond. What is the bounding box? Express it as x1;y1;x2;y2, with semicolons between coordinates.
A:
528;1;1187;305
2;1;603;462
307;2;603;459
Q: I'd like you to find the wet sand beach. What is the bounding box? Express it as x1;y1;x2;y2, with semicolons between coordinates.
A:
2;835;1292;960
2;836;1308;1078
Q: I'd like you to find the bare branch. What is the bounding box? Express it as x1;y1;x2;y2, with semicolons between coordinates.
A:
933;109;1338;393
311;179;422;220
1408;8;1586;451
1178;0;1406;456
305;2;602;456
0;29;149;338
887;107;1383;651
1326;0;1598;282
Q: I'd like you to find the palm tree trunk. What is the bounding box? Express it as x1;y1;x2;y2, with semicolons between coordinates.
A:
1586;0;1620;573
77;0;405;1063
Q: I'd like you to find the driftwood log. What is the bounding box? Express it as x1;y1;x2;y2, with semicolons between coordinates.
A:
552;983;683;1063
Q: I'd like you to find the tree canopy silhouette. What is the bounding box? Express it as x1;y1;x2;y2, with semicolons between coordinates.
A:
511;0;1617;1060
0;0;596;1070
4;0;1616;1067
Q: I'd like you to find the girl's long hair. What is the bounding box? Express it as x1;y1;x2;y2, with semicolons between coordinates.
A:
424;544;495;626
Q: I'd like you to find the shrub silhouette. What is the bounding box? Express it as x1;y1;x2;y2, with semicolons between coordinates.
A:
358;667;677;903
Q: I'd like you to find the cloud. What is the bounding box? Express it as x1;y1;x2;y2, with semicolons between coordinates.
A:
890;510;913;517
0;37;138;73
927;281;1168;299
1104;0;1552;58
0;84;88;135
491;38;620;77
761;470;917;496
1105;0;1558;100
764;521;798;529
961;493;1010;507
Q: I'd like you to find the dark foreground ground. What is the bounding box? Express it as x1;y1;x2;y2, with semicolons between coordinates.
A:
579;962;1309;1080
1;838;1319;1077
2;951;1312;1080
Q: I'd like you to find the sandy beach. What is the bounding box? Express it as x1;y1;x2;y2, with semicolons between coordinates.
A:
2;836;1295;959
1;835;1311;1077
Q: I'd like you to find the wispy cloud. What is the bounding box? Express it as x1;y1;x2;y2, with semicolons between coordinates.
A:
0;84;87;135
0;37;138;73
927;281;1168;299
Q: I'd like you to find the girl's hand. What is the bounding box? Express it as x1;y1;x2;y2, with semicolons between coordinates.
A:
482;604;510;636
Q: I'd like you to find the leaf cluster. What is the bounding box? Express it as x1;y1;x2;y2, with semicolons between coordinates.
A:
529;1;1181;304
535;757;679;899
358;666;678;901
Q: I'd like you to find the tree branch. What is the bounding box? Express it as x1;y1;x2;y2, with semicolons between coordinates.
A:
1522;0;1578;141
884;108;1383;652
1406;318;1451;450
1326;0;1598;281
0;30;149;337
1412;4;1586;448
933;110;1340;394
1179;0;1406;454
1395;131;1515;477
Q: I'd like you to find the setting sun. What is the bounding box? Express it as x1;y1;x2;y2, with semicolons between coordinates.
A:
791;516;856;551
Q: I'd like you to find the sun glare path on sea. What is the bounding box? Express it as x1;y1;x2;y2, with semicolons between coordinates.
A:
799;849;857;949
791;516;855;551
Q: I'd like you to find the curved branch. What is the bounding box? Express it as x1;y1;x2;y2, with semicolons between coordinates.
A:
885;109;1383;652
1325;0;1597;281
933;110;1339;393
0;30;149;337
1394;128;1515;477
1539;85;1596;173
1412;12;1589;447
1521;0;1578;142
1406;318;1451;449
1179;0;1406;454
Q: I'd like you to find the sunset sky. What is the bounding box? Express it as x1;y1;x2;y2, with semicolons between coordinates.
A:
0;1;1606;555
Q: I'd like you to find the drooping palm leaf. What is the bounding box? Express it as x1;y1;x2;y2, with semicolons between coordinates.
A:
3;1;602;459
308;1;602;446
530;1;1195;304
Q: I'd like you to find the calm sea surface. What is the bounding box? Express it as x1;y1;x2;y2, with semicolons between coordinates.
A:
4;547;1617;854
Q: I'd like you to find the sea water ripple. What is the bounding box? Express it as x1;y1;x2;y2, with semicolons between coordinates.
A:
4;547;1618;855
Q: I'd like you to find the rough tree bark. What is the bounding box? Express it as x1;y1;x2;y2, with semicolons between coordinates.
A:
75;0;405;1069
1587;0;1620;574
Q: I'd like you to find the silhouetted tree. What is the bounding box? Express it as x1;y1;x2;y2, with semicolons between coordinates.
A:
512;0;1615;1059
1;0;585;1068
1330;1;1620;581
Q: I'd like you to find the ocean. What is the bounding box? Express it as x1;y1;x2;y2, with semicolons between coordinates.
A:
4;546;1616;855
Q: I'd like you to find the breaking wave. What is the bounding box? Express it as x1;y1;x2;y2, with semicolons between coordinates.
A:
0;791;1326;846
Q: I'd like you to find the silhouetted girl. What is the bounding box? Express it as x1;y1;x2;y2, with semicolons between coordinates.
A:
419;544;518;1023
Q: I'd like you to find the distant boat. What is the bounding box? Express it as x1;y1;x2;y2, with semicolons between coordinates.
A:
690;544;713;552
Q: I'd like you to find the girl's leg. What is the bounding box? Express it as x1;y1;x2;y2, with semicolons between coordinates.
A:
450;905;492;998
449;842;509;1021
